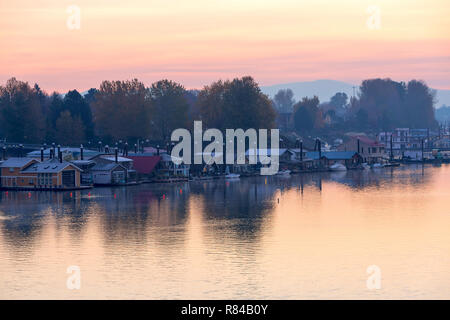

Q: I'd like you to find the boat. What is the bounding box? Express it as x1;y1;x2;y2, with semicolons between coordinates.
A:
371;163;384;169
384;162;400;167
329;163;347;171
276;170;291;176
361;163;371;170
225;173;240;179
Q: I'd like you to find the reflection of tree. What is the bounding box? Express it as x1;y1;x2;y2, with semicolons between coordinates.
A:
0;191;89;250
0;166;436;258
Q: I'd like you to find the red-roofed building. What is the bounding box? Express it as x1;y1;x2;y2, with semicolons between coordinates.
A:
338;135;386;163
127;154;161;178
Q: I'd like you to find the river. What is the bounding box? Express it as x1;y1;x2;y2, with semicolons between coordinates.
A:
1;164;449;299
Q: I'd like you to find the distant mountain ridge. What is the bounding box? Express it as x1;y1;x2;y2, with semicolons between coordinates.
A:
261;79;450;107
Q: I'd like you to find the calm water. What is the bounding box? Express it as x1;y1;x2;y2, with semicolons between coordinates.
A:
1;165;449;299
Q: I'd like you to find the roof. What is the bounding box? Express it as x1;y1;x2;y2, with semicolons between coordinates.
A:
245;149;289;157
21;159;82;173
352;136;384;147
97;155;133;162
306;151;359;160
91;162;126;171
143;147;167;154
127;155;161;174
0;157;37;168
71;160;95;165
160;153;183;162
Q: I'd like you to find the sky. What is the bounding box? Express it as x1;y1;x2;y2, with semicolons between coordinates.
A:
0;0;449;93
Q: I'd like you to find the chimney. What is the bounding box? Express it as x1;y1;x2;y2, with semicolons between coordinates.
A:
357;138;360;154
80;144;84;160
124;142;128;157
58;151;62;163
134;144;137;153
2;147;6;160
318;139;321;159
57;145;61;158
157;145;160;155
115;147;118;163
105;145;109;154
300;140;303;162
40;148;44;162
19;144;23;157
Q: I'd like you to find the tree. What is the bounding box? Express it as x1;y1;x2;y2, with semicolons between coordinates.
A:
46;92;65;141
329;92;348;109
63;90;94;139
358;78;406;129
293;96;322;133
150;80;190;143
91;79;152;142
0;78;46;143
272;89;295;113
197;76;276;131
404;80;437;128
55;111;85;145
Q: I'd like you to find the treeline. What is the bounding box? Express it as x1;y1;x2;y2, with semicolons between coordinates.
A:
272;78;438;134
0;76;438;146
0;76;275;145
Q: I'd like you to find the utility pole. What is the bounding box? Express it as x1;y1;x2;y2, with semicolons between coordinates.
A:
390;133;393;161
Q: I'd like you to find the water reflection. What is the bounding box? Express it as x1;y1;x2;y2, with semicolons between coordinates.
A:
0;164;449;299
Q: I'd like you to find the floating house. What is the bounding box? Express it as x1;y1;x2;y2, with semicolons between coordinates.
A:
153;153;190;181
306;151;362;168
91;162;128;185
0;157;84;190
338;136;385;164
90;153;137;185
126;153;161;180
70;160;96;185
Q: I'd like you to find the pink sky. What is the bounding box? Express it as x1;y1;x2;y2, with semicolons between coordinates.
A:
0;0;449;92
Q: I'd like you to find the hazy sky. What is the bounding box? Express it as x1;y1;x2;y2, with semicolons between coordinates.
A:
0;0;449;92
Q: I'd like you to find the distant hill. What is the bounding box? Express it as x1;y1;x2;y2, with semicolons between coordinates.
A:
435;106;450;123
261;79;450;107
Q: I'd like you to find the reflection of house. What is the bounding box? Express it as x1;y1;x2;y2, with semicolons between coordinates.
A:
1;157;83;190
339;136;385;163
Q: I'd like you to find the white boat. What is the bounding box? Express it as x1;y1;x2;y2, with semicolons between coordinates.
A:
276;170;291;176
362;163;371;170
330;163;347;171
371;163;384;169
225;173;240;179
